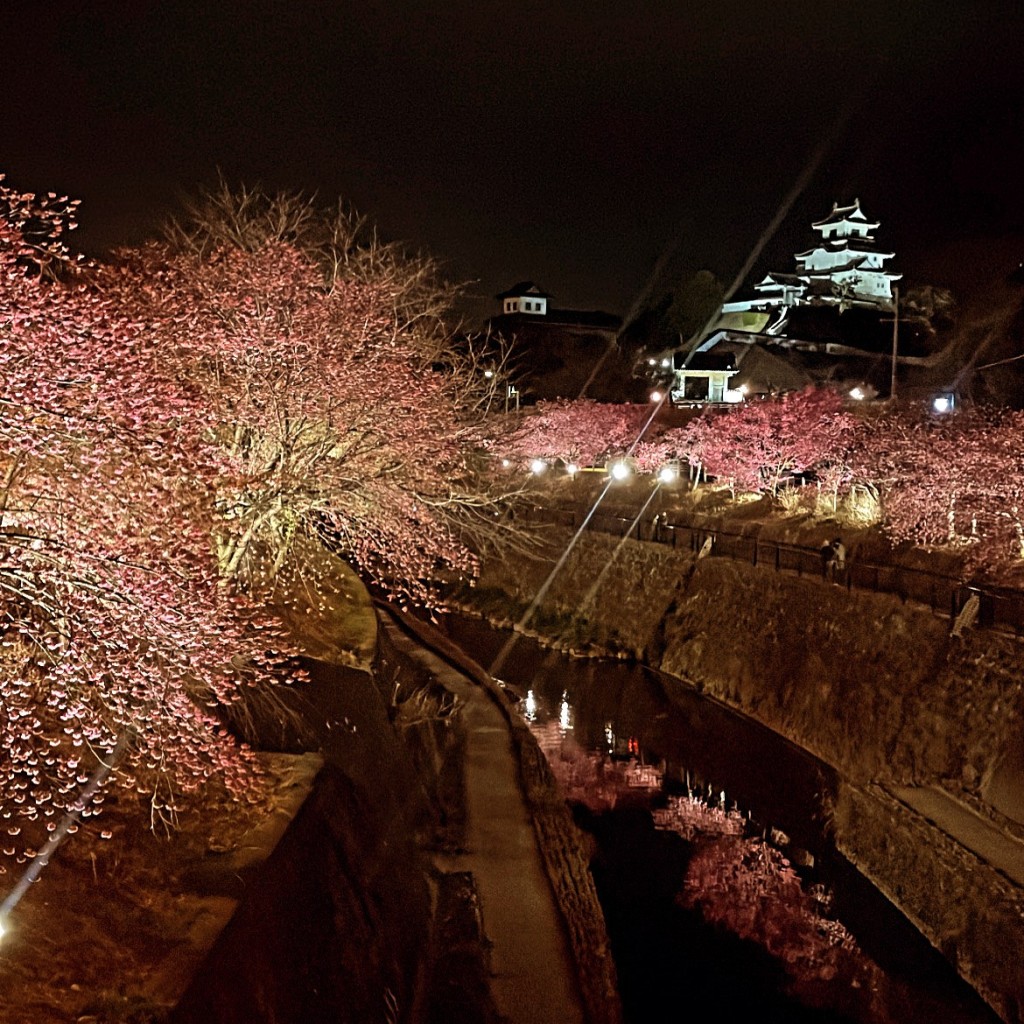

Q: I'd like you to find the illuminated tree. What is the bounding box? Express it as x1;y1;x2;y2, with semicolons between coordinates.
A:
851;406;1024;576
500;399;660;468
693;388;854;497
0;177;294;856
149;180;535;593
110;235;510;603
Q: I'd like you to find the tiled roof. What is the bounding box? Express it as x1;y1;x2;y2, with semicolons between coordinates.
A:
495;281;553;300
674;351;736;372
811;199;879;229
757;272;804;287
795;243;894;260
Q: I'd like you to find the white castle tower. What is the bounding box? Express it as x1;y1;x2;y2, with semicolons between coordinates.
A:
723;199;901;316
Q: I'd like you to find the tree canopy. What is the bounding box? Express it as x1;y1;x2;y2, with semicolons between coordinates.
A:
0;173;517;863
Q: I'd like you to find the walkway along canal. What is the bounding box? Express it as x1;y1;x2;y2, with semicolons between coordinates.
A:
434;613;1002;1024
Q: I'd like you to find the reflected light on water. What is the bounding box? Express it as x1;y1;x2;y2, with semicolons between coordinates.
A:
559;691;573;732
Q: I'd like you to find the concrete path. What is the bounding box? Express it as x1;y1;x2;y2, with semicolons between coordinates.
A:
379;613;586;1024
890;785;1024;888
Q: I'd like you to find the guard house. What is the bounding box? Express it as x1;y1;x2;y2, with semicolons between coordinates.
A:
671;351;739;405
485;282;625;400
722;199;902;320
496;281;550;316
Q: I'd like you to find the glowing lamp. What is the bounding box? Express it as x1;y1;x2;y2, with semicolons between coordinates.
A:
933;394;953;414
566;462;579;477
657;463;679;485
483;369;494;379
530;458;547;475
650;389;663;403
609;459;633;481
501;458;511;468
849;386;866;401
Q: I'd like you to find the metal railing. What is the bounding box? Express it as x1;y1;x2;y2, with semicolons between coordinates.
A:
526;505;1024;636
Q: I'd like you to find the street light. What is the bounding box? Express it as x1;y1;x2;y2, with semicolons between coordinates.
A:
566;462;580;477
607;458;635;482
530;458;548;475
657;462;680;485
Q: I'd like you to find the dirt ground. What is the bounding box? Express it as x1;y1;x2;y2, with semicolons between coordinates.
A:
0;544;378;1024
0;752;319;1024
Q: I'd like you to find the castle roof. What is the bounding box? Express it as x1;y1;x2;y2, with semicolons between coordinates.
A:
796;256;901;279
756;272;804;287
811;198;880;231
495;281;553;300
795;241;892;260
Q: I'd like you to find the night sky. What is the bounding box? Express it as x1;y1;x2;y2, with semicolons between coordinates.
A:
5;1;1024;321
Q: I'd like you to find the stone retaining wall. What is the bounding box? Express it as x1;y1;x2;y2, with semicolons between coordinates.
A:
461;526;1024;1021
168;655;438;1024
836;783;1024;1024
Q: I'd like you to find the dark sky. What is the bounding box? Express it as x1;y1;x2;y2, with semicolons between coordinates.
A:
5;1;1024;321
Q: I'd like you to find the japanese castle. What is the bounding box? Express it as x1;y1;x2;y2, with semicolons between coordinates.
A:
722;199;901;328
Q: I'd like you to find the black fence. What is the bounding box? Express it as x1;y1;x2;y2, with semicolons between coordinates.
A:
528;506;1024;637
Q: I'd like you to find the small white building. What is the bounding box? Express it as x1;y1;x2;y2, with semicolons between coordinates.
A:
496;281;550;316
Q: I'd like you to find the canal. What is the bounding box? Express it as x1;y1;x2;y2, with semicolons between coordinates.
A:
436;613;1000;1024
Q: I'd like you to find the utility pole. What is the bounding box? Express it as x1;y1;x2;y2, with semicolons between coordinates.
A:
889;285;899;401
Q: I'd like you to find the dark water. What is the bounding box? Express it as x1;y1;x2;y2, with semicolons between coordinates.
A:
436;614;1001;1024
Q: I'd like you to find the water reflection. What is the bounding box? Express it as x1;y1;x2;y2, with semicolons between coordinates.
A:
528;715;872;1014
523;688;537;723
558;690;573;732
452;618;831;852
436;613;999;1024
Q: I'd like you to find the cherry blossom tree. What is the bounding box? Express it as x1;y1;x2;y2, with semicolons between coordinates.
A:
108;236;504;605
850;405;1024;576
500;399;662;468
0;176;294;860
962;411;1024;571
692;388;854;497
147;180;536;593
